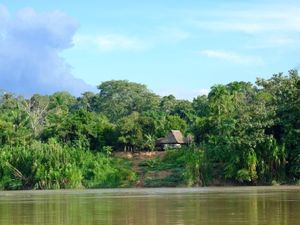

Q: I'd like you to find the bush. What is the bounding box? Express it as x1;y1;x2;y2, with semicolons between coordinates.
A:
0;141;137;190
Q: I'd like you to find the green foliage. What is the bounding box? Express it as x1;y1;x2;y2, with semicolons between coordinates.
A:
236;169;251;183
42;109;114;151
140;148;205;187
165;115;187;133
102;146;113;157
142;157;162;169
192;80;283;184
1;70;300;188
256;70;300;179
163;148;205;186
0;141;136;190
96;80;160;122
116;112;143;150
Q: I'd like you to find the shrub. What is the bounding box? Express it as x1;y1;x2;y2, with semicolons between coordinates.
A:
0;141;137;190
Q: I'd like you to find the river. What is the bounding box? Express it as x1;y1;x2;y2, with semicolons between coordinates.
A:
0;186;300;225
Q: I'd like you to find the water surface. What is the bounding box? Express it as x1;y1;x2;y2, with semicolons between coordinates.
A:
0;186;300;225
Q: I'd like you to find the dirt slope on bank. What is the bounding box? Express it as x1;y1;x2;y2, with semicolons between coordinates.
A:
114;151;181;187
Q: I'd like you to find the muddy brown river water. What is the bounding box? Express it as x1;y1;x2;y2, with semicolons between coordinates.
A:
0;186;300;225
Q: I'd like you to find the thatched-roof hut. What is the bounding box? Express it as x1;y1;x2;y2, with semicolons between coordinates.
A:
156;130;188;149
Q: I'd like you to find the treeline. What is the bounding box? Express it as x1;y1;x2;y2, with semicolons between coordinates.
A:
0;70;300;188
0;80;190;151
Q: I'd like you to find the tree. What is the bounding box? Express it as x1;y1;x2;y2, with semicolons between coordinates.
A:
192;95;209;117
48;92;76;113
42;108;114;151
256;70;300;179
193;82;277;183
116;112;143;151
160;95;177;114
0;93;31;146
19;94;49;138
95;80;160;122
75;92;97;111
172;100;195;124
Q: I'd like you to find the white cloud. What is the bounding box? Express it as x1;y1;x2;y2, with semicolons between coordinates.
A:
73;27;190;52
195;21;263;34
191;4;300;50
0;6;95;96
74;34;146;51
246;36;297;49
193;6;300;33
0;4;9;36
200;50;264;65
0;4;9;20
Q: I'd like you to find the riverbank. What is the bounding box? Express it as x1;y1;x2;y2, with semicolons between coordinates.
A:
0;143;297;190
115;150;296;188
1;73;300;190
114;151;181;188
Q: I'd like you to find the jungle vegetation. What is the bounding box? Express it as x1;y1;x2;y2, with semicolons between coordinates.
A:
0;70;299;189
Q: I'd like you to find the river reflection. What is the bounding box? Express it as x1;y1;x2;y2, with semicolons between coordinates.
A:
0;187;300;225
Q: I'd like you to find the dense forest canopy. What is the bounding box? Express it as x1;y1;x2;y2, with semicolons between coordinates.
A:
0;70;300;189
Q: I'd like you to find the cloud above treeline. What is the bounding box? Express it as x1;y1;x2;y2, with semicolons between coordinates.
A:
0;5;95;97
200;50;264;65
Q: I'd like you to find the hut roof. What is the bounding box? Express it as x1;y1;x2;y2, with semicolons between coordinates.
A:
156;130;186;144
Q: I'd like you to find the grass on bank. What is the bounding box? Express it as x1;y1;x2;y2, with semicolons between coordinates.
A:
138;148;205;187
0;140;137;190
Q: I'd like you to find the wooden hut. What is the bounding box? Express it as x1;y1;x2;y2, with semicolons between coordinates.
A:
156;130;188;150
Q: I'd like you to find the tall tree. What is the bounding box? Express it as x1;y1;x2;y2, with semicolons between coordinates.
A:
256;70;300;179
95;80;160;122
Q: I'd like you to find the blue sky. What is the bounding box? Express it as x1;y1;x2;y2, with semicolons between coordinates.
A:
1;1;300;99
